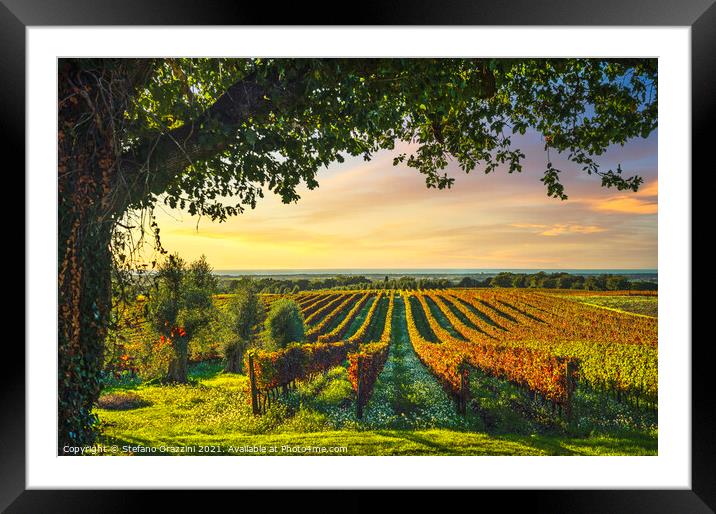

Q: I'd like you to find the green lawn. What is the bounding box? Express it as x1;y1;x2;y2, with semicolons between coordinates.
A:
97;426;658;456
96;372;657;456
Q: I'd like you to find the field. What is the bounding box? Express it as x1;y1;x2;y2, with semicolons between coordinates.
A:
560;294;658;317
96;288;658;456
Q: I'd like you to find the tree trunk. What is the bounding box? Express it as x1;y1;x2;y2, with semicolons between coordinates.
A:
224;340;244;374
166;336;189;383
58;60;119;451
56;58;279;449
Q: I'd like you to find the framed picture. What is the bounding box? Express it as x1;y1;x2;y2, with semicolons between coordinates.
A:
9;0;712;511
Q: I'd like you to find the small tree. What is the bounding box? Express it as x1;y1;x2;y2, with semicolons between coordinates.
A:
148;254;217;383
224;280;263;373
263;299;305;350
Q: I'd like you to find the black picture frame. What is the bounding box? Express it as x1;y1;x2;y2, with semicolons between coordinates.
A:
6;0;712;511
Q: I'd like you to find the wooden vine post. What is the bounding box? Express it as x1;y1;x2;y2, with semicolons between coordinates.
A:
565;360;578;420
248;353;260;415
458;363;469;415
356;358;364;420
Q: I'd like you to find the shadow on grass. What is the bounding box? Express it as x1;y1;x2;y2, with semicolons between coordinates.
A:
478;299;519;324
424;296;467;340
374;430;454;453
497;299;546;323
453;296;508;331
96;392;151;411
188;359;224;381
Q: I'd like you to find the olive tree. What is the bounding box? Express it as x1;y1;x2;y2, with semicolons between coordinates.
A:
147;254;217;383
224;280;263;373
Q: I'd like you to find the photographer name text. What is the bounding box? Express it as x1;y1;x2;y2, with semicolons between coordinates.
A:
61;444;348;455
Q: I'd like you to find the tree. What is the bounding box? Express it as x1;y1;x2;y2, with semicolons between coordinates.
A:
146;254;216;383
58;57;657;449
263;299;305;350
224;280;263;373
541;277;559;289
491;272;515;288
630;280;657;291
584;276;603;291
606;275;630;291
557;274;578;289
458;276;478;288
570;276;586;289
146;253;185;381
511;274;528;288
529;272;548;288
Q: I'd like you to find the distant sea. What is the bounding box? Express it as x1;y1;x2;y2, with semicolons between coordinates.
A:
214;268;657;277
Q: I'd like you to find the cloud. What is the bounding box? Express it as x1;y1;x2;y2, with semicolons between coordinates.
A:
638;179;658;196
148;140;656;269
511;223;548;229
540;224;606;236
587;179;658;215
511;223;606;237
592;197;657;214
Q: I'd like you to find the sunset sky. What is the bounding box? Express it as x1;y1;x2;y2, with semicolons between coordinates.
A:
150;129;657;270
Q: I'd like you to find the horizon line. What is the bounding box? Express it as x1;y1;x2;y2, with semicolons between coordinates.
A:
212;267;658;272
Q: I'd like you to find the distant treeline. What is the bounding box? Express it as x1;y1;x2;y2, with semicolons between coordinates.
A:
469;271;657;291
220;275;372;294
218;271;657;294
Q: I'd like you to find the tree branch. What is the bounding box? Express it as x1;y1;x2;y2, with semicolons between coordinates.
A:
116;74;272;212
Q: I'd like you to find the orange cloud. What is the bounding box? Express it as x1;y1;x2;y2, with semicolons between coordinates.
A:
638;179;658;197
511;223;606;236
592;196;657;214
511;223;548;229
587;179;657;214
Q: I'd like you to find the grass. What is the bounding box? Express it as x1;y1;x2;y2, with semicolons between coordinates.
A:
96;427;657;456
424;296;466;340
360;296;470;430
565;295;658;318
454;296;507;330
343;296;376;339
365;296;389;341
437;294;479;330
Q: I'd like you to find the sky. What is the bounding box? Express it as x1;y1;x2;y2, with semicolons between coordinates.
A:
149;129;657;271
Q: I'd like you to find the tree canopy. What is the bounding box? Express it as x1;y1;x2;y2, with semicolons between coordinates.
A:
92;58;657;225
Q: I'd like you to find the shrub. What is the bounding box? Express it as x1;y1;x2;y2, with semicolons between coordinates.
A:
263;299;305;350
223;284;264;373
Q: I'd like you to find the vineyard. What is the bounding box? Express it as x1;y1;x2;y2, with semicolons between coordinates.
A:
243;288;657;419
97;288;658;455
